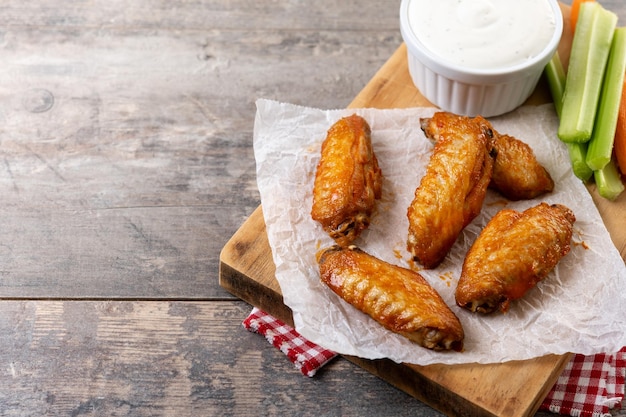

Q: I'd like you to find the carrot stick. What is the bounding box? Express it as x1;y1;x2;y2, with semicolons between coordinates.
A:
571;0;596;31
615;77;626;175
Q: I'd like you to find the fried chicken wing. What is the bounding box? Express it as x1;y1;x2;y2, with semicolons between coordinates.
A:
311;114;383;247
455;202;576;314
421;118;554;201
317;245;464;351
489;134;554;200
408;112;496;269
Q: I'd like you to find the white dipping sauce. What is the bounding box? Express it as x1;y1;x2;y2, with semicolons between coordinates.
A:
408;0;557;70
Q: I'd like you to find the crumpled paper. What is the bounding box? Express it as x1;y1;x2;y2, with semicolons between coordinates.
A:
252;98;626;366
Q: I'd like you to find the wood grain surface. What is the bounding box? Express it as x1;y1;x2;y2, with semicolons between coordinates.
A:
0;0;624;416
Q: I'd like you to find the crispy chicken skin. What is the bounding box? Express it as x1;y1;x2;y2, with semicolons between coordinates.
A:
456;203;576;314
311;114;383;247
490;134;554;200
421;117;554;201
408;112;496;269
317;245;464;351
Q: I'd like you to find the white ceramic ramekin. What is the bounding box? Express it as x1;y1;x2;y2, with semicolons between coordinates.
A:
399;0;563;117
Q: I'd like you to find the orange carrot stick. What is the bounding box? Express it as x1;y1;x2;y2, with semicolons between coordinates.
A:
571;0;596;30
614;78;626;175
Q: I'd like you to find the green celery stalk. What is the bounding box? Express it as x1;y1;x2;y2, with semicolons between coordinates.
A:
544;53;594;181
568;142;594;181
586;27;626;170
558;2;617;143
594;159;625;200
544;53;566;117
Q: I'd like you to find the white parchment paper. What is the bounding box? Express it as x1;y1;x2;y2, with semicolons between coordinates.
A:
253;98;626;365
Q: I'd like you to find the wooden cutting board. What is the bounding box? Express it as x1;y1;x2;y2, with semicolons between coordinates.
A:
220;4;626;416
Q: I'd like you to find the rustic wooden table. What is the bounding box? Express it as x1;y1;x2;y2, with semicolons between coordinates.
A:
0;1;624;416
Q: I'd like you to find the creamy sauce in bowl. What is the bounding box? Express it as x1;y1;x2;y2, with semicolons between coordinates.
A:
407;0;558;70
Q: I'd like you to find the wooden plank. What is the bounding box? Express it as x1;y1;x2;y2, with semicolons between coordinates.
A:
0;300;442;416
219;3;626;416
0;1;400;32
0;22;400;299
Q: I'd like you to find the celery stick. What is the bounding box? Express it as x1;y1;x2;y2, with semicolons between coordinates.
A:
558;2;617;143
544;53;566;117
594;159;625;200
567;142;593;181
544;54;594;181
586;28;626;170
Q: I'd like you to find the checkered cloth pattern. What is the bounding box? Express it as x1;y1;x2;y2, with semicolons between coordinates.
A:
243;308;625;416
242;307;337;377
540;347;626;417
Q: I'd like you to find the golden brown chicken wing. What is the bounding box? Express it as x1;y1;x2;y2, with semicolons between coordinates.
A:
311;114;383;247
489;133;554;200
421;118;554;201
317;245;464;351
455;202;576;314
408;112;496;269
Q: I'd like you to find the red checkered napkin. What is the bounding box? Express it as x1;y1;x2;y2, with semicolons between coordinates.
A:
242;307;337;377
243;308;625;416
540;347;626;417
